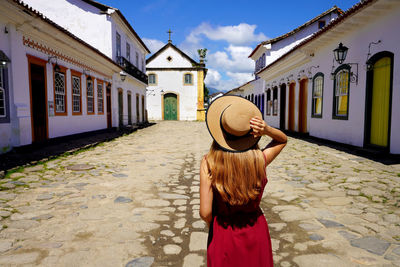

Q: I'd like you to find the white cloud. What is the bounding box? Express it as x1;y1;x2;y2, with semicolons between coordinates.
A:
143;38;165;54
204;68;221;85
187;22;267;45
208;45;254;73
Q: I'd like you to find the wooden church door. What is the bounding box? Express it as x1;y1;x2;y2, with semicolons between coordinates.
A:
164;93;177;120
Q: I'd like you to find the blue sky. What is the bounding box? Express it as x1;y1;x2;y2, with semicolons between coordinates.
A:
102;0;358;91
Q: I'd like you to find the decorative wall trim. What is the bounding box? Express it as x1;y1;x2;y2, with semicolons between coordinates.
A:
23;36;112;79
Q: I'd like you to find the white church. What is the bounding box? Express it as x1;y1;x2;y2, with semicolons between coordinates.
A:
146;35;207;121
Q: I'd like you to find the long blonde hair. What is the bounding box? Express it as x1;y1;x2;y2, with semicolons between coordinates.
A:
206;140;266;206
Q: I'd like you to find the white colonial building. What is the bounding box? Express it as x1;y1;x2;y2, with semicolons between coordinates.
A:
231;0;400;154
22;0;150;127
0;0;149;153
226;6;342;123
146;40;207;121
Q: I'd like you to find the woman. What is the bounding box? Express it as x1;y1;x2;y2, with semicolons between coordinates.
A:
200;96;287;267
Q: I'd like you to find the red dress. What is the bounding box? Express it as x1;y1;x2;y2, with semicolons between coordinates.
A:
207;155;273;267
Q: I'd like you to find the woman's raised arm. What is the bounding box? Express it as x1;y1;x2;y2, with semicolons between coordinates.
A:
250;116;287;166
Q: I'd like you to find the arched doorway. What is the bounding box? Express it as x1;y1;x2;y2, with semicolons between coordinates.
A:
106;83;112;128
365;51;393;149
288;82;295;131
280;83;286;129
298;79;308;133
163;93;178;120
118;89;123;127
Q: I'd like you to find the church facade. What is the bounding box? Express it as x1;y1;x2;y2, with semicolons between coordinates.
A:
146;41;207;121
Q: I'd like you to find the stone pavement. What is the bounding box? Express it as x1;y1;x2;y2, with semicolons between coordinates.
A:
0;121;399;266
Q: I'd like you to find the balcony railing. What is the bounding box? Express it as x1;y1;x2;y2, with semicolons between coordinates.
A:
117;56;148;84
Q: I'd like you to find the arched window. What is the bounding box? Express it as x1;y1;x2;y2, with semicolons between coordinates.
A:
312;73;324;118
273;87;278;115
184;73;193;85
333;65;350;119
148;73;157;85
266;89;271;115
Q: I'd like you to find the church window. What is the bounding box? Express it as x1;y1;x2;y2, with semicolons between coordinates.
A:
184;73;193;85
167;56;172;62
149;74;157;85
116;32;121;59
54;69;67;115
87;78;94;114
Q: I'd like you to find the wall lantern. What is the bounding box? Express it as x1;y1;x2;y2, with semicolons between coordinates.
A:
331;43;358;85
48;55;60;72
307;65;319;80
119;70;127;82
83;69;92;81
0;50;11;68
333;43;348;64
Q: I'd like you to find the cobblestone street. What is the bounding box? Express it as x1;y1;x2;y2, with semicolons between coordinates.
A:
1;121;400;266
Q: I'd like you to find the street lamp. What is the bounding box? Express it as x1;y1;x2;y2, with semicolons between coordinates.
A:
119;71;127;82
333;43;348;64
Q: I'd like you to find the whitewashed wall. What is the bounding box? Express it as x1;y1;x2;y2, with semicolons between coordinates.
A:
147;47;193;68
256;3;400;154
146;70;198;121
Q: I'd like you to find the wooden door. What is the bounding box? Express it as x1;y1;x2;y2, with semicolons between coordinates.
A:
141;95;145;122
30;63;47;142
118;90;123;127
280;83;286;129
298;79;308;133
368;56;391;147
106;84;112;128
164;93;177;120
136;94;140;123
288;83;295;131
127;93;132;125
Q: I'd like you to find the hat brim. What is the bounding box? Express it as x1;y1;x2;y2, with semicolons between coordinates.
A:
206;95;262;152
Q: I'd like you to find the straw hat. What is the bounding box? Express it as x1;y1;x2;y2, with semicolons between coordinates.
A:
206;95;262;152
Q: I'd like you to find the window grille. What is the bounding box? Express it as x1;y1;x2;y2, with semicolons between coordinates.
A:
87;80;94;113
98;83;103;113
55;72;66;113
72;76;81;113
149;74;156;84
184;74;192;84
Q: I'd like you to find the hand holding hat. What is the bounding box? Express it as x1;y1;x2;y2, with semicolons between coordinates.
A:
250;116;268;138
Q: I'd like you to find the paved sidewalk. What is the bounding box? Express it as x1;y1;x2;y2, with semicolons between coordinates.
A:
0;121;399;266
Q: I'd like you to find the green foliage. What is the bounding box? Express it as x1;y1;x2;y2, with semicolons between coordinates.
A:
204;84;209;99
197;48;208;61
